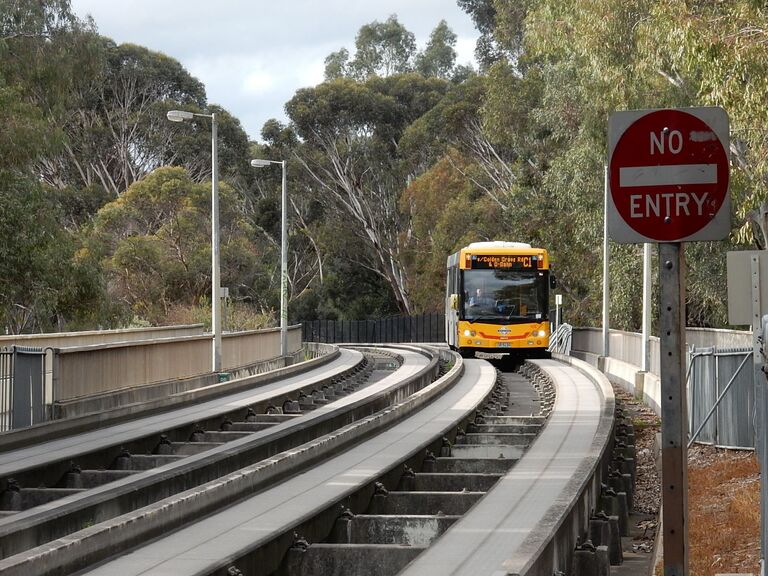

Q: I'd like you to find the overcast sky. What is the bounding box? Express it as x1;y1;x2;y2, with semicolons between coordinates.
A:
69;1;479;142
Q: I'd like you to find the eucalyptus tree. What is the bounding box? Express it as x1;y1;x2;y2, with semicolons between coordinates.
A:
324;48;350;81
473;0;768;329
400;66;547;241
0;0;106;332
634;0;768;246
16;30;249;201
457;0;529;69
349;15;416;79
43;41;211;197
164;102;251;190
0;0;75;38
399;150;502;313
484;0;670;329
286;74;449;315
325;17;462;82
248;120;329;320
415;20;457;79
86;166;262;324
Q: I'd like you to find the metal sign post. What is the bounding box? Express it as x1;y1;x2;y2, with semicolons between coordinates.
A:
659;242;689;576
608;106;731;576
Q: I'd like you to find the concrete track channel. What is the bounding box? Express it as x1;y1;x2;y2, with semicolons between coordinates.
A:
1;353;629;576
0;345;453;574
73;357;561;576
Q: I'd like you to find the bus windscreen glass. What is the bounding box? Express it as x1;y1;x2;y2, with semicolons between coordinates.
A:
462;269;549;323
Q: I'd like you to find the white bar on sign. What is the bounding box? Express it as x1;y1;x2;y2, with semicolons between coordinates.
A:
619;164;717;187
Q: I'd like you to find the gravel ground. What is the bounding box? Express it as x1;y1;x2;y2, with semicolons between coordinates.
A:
613;386;661;515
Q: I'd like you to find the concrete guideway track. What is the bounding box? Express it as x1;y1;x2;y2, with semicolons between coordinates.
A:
0;346;441;571
77;359;495;576
399;358;615;575
0;348;366;477
0;353;617;576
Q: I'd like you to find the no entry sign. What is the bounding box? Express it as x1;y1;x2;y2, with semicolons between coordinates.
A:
607;107;730;243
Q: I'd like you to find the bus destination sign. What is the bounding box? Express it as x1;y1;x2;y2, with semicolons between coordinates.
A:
470;254;537;269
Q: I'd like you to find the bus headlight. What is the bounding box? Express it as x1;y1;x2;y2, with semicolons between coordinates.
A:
463;329;476;337
535;330;547;338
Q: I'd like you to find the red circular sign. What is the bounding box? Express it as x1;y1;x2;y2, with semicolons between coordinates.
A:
610;110;729;241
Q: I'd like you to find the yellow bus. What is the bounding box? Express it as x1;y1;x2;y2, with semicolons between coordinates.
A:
445;241;555;358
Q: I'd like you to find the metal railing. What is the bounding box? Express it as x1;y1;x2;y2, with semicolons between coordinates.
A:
548;323;572;355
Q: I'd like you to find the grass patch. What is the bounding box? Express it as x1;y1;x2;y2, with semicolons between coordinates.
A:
688;449;759;576
632;416;661;431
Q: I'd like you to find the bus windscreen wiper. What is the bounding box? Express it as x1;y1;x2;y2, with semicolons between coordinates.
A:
467;316;501;324
505;314;527;321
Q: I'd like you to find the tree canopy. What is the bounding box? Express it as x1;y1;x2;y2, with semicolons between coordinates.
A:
2;0;766;333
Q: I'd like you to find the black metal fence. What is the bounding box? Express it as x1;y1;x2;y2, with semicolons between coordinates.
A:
301;313;445;344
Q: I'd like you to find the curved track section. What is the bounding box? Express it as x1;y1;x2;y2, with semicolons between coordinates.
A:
0;352;617;576
399;356;615;576
0;346;444;575
0;349;364;477
77;356;491;576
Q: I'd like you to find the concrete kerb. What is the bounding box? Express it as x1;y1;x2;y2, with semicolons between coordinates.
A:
503;353;616;576
0;349;464;576
0;345;341;453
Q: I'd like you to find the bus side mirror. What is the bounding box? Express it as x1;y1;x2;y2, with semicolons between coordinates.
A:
450;294;459;310
550;275;557;289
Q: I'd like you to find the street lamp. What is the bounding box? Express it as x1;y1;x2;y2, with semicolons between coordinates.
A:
251;158;288;358
167;109;222;373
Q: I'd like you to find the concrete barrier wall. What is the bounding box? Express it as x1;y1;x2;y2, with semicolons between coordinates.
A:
574;326;751;366
0;325;205;349
54;336;209;400
572;327;654;370
641;372;662;416
50;343;333;423
570;328;602;357
686;327;751;348
2;325;206;408
53;325;302;402
223;326;302;370
0;345;338;450
571;326;750;417
572;329;664;416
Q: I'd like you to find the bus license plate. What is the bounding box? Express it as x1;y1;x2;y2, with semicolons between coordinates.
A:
497;342;511;348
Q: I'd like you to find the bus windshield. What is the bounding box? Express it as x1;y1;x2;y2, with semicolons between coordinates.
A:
462;269;549;323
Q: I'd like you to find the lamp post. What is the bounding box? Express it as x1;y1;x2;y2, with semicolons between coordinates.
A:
167;109;222;373
251;158;288;358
